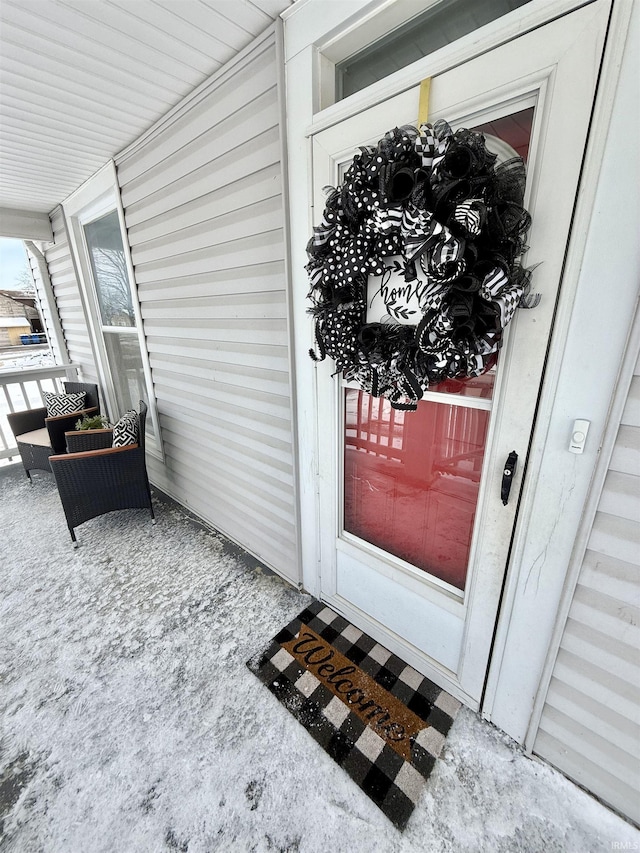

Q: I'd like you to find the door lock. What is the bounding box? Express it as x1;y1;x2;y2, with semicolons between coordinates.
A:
501;451;518;506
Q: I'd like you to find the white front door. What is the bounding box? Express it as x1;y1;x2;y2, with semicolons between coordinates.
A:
311;1;610;707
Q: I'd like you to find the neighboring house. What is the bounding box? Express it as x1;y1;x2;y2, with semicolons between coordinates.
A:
0;316;30;347
0;0;637;826
0;290;43;326
0;291;41;344
0;291;30;319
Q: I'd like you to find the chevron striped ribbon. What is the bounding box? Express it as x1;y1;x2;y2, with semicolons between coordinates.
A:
401;207;442;261
420;234;465;284
479;266;509;298
452;200;484;237
374;205;403;233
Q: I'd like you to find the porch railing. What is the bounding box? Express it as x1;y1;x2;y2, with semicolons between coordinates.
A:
0;364;79;463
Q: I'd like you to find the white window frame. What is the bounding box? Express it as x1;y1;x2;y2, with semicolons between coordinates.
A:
62;161;163;459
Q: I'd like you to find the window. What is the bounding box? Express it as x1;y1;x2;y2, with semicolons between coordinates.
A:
335;0;531;101
83;211;147;418
63;162;160;452
0;238;52;369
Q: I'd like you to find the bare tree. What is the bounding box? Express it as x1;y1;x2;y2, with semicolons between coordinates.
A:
13;265;35;292
89;246;134;325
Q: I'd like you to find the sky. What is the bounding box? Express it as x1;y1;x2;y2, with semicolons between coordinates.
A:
0;237;31;290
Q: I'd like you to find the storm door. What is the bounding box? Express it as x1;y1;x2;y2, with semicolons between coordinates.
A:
312;1;609;706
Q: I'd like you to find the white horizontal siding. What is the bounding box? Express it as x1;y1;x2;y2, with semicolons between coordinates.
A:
610;423;640;474
116;28;299;583
123;128;281;228
43;208;98;386
534;352;640;824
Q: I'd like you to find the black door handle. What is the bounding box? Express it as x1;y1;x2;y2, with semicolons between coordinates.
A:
501;451;518;505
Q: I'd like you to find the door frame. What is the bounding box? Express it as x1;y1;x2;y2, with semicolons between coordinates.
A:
283;0;635;743
310;9;607;707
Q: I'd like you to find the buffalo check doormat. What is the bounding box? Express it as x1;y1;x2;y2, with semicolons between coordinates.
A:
246;600;461;830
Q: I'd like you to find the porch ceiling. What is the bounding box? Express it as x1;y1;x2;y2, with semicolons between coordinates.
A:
0;0;292;216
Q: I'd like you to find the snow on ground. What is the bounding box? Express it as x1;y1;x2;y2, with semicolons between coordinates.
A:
0;346;54;371
1;465;637;853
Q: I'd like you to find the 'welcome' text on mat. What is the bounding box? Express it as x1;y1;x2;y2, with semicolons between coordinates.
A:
247;601;461;830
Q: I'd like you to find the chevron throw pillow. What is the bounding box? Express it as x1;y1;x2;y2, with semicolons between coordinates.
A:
44;391;86;417
112;410;138;447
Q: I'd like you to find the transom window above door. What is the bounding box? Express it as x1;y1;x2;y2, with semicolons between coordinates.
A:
335;0;532;101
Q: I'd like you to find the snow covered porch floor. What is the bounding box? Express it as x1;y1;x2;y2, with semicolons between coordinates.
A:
1;464;637;852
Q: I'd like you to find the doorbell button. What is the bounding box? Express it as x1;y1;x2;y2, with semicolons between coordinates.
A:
569;419;590;454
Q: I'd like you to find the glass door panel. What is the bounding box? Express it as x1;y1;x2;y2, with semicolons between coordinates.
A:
429;368;496;400
341;104;535;591
472;106;535;163
344;388;490;590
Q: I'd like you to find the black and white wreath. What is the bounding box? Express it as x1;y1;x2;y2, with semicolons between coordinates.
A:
306;120;537;410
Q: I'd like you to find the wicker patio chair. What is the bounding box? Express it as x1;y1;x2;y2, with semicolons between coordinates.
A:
64;428;113;453
50;401;154;545
7;382;100;481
